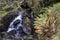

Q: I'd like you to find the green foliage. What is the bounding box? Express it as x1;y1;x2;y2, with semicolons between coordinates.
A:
0;0;24;16
39;34;44;40
47;3;60;39
34;13;48;28
34;3;60;40
34;9;48;40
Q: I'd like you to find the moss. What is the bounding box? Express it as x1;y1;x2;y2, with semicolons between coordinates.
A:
24;17;30;24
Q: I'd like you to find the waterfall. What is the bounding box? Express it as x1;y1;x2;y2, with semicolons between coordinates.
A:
1;9;39;40
7;10;30;38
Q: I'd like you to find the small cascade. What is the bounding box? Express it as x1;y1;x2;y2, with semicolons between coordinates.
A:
1;9;38;40
7;10;30;39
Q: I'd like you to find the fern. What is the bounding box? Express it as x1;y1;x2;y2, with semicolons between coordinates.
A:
34;3;60;40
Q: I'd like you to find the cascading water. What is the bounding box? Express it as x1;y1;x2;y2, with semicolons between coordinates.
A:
6;10;31;39
1;9;38;40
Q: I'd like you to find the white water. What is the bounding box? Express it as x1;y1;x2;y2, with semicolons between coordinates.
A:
7;10;23;32
7;10;30;38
